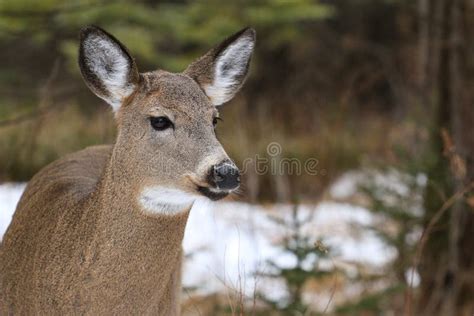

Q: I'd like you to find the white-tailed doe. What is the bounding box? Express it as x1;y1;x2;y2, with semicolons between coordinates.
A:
0;25;255;315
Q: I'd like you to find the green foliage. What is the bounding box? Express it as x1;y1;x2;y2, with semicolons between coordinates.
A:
339;167;427;314
0;0;333;71
256;204;334;315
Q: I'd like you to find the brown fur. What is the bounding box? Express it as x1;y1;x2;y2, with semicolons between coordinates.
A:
0;145;188;314
0;26;255;314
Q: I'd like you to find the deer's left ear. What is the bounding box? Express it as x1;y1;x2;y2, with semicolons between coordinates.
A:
184;27;256;106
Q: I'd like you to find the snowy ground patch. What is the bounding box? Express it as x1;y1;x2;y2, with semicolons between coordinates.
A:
183;200;396;297
0;183;26;239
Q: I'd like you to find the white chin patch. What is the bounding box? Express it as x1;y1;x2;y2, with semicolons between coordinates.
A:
139;186;196;215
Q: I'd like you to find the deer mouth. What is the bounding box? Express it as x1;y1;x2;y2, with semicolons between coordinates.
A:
186;174;232;201
197;186;230;201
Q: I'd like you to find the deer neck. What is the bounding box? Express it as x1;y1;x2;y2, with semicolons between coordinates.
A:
83;145;191;295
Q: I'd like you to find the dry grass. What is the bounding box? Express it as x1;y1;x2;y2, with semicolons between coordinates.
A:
0;103;115;181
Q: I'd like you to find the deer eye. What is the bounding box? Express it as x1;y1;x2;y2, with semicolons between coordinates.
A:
213;117;222;128
150;116;174;131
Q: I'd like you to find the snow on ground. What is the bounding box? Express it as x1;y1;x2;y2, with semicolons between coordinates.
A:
184;200;396;299
0;182;396;300
330;169;428;199
0;183;26;238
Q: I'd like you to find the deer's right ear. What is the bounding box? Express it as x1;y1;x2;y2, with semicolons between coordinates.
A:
78;26;140;111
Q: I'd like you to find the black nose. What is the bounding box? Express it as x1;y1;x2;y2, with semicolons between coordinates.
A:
211;161;240;190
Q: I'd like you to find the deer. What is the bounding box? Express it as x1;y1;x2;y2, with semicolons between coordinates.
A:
0;25;255;315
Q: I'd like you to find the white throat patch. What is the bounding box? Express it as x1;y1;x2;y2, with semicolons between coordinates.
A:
139;186;196;215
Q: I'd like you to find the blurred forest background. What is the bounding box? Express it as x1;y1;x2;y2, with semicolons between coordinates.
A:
0;0;473;315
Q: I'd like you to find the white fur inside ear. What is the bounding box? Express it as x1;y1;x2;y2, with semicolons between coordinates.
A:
84;34;136;111
204;36;254;106
139;186;196;215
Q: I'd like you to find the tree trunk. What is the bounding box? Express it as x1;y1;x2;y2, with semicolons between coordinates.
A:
419;0;474;315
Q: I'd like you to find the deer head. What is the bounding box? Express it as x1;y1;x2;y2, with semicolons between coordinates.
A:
78;26;255;215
